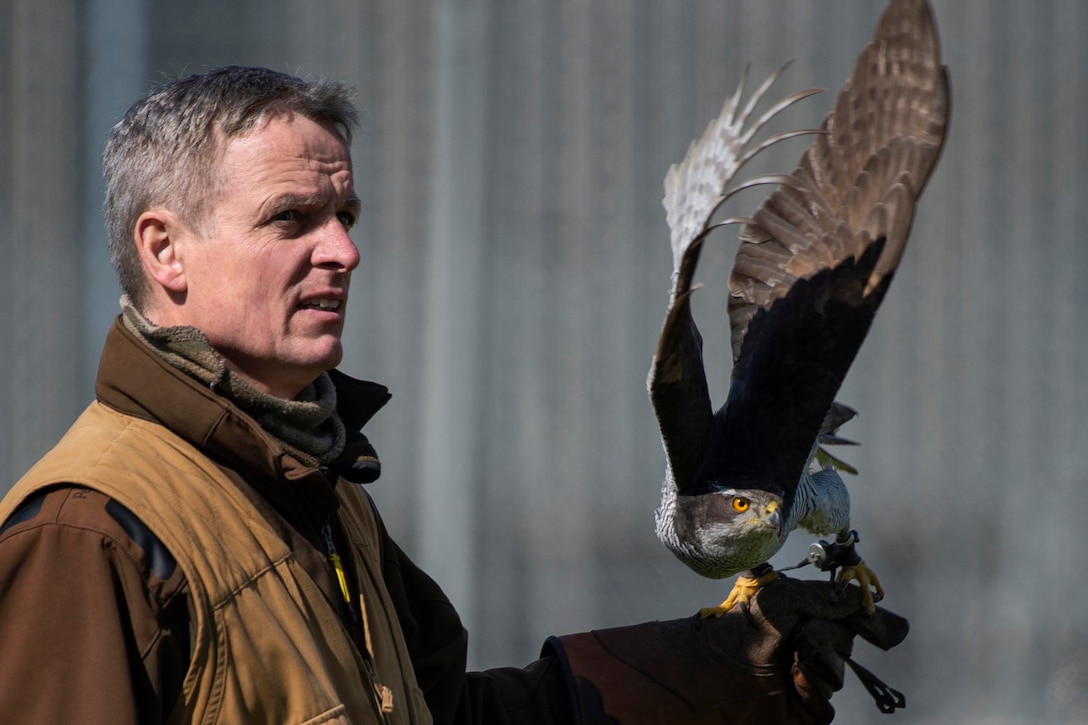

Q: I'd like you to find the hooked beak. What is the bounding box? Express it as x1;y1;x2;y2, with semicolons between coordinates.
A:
763;502;783;536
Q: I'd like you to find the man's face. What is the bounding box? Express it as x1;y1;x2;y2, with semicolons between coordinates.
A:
166;114;361;398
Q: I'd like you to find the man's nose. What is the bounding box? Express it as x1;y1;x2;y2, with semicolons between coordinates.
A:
313;219;360;272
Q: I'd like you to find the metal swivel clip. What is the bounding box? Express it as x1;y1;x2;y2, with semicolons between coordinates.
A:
806;529;861;576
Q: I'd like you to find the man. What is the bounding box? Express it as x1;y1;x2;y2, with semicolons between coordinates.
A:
0;66;904;724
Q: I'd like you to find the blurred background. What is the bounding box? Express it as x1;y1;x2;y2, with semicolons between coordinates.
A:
2;1;1086;722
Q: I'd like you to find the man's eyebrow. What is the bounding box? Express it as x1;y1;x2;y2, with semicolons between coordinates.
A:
260;192;359;216
260;193;325;215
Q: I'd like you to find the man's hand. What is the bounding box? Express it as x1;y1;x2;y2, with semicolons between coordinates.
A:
549;577;908;724
736;577;908;718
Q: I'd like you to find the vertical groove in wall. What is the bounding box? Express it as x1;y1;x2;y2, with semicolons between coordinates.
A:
82;0;151;397
7;0;83;480
0;0;12;484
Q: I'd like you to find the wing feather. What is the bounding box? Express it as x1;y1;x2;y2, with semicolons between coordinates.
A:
650;66;823;490
716;0;950;500
650;0;949;500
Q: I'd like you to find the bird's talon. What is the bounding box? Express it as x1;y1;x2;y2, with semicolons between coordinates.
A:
699;604;729;619
837;559;883;615
700;570;780;618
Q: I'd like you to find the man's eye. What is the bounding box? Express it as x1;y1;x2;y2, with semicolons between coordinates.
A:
271;210;299;223
337;211;356;229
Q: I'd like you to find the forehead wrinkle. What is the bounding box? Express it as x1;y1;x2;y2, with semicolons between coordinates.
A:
214;116;355;229
220;124;351;183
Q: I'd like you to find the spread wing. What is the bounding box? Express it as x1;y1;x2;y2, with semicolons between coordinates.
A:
650;0;950;502
649;64;823;491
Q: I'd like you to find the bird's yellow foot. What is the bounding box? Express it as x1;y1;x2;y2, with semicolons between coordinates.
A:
838;559;884;615
700;569;780;618
808;530;884;615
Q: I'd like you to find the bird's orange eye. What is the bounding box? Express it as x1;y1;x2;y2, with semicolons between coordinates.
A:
732;497;750;513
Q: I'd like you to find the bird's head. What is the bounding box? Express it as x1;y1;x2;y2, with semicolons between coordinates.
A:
712;488;783;539
656;482;787;579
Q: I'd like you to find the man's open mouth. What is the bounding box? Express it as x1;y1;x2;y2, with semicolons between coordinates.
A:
300;299;342;311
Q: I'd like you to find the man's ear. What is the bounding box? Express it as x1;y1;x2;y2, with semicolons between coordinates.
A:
134;209;188;294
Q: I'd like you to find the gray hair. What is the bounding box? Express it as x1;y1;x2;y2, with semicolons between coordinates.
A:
103;66;359;309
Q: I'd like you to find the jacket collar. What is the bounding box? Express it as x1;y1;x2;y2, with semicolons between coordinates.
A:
95;318;391;509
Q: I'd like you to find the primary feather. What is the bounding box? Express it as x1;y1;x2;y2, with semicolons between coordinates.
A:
651;0;949;579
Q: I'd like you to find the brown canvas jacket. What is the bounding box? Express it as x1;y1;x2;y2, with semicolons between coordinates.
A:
0;319;574;724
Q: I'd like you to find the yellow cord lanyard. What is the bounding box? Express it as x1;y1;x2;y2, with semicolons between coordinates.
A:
322;520;393;715
322;519;356;624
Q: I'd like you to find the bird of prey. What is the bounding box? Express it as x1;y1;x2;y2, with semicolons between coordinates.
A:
650;0;949;616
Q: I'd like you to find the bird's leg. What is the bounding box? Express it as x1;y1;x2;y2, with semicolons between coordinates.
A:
807;530;884;615
699;563;779;618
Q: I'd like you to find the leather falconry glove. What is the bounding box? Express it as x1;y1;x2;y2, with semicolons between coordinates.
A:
547;577;908;725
